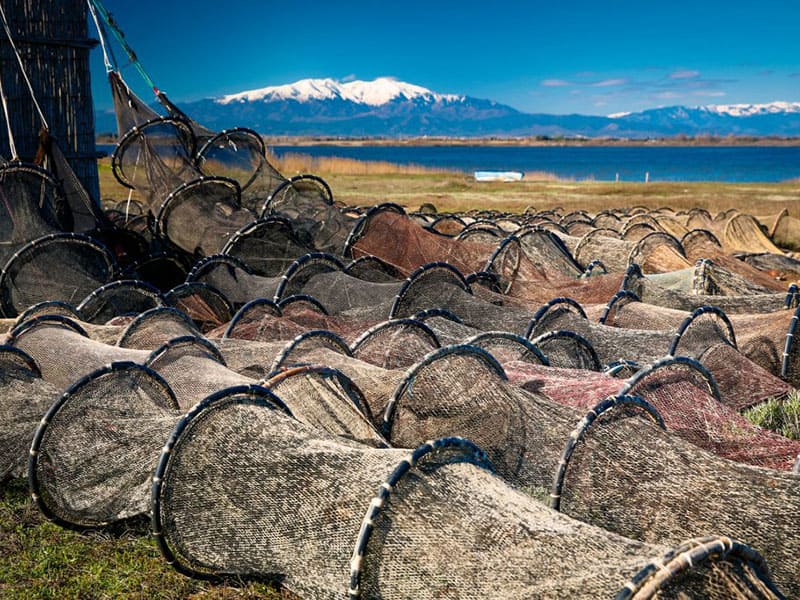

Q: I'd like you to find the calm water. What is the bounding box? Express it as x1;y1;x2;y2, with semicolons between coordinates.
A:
270;144;800;183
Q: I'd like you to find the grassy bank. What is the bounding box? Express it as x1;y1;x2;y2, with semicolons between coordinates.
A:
98;156;800;216
0;479;288;599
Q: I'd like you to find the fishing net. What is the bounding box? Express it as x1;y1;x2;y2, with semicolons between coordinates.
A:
349;319;440;369
220;216;313;277
261;365;386;447
0;233;117;317
606;297;799;381
154;177;256;257
7;317;149;388
0;163;69;264
116;306;200;350
163;282;233;333
75;280;163;324
150;392;783;598
343;255;403;282
261;175;353;254
28;362;179;527
721;214;783;254
186;255;281;307
123;252;188;292
144;336;251;409
770;211;800;250
0;345;58;480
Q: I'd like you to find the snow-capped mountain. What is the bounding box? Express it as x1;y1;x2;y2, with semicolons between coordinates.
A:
701;102;800;117
95;77;800;138
218;77;463;107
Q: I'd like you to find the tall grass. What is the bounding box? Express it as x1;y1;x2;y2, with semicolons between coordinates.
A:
269;151;455;176
744;391;800;440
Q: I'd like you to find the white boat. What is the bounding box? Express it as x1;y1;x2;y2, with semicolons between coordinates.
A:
474;171;524;182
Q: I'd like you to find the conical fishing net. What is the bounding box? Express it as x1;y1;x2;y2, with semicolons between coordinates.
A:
0;163;68;264
163;282;233;333
0;233;117;317
75;280;163;324
150;390;783;599
0;345;58;480
221;216;313;277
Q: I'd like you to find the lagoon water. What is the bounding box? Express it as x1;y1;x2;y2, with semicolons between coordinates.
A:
270;144;800;183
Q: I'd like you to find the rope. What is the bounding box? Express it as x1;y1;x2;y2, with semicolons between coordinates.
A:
0;2;49;131
89;0;160;95
0;69;18;160
87;0;117;73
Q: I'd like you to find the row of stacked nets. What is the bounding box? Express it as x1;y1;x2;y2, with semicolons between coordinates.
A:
5;195;800;597
3;2;800;598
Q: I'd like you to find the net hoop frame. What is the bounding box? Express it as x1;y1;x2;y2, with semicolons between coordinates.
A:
388;262;473;319
272;252;345;303
144;335;226;368
412;307;464;324
347;437;494;599
0;343;41;376
599;290;642;326
261;363;376;425
111;116;197;190
259;173;334;218
463;331;550;366
343;255;402;282
781;303;800;381
581;259;609;278
219;215;299;257
619;355;722;402
194;127;266;192
350;318;441;355
14;300;81;328
550;394;665;511
615;535;781;600
342;202;407;258
164;281;234;318
7;313;89;344
627;231;687;267
277;293;329;315
0;232;117;317
667;305;738;356
185;253;254;283
381;344;507;439
116;306;199;348
222;297;282;339
153;175;243;252
76;279;164;322
269;329;353;375
680;228;722;250
527;329;602;371
525;297;588;339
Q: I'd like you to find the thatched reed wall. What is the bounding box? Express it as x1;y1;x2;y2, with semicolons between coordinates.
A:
0;0;100;201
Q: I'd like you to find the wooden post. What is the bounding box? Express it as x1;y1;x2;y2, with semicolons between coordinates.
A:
0;0;100;202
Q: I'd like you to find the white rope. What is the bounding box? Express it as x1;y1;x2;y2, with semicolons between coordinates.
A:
0;2;49;131
0;68;18;160
87;0;115;73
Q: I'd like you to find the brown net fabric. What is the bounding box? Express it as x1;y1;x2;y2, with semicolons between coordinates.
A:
692;259;782;295
771;212;800;250
163;282;233;333
609;300;797;380
0;233;117;317
75;280;163;324
0;346;59;480
722;214;783;254
504;360;800;471
151;394;783;599
29;362;179;527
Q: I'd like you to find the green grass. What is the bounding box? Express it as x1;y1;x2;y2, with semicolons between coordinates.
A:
0;478;290;599
744;391;800;440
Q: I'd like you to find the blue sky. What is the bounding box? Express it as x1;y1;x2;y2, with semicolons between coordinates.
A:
89;0;800;116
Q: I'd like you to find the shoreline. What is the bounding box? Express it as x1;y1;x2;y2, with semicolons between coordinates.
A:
96;134;800;147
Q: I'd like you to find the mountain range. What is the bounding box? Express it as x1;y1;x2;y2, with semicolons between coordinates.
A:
95;77;800;138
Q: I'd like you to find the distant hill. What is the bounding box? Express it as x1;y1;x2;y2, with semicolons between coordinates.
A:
94;77;800;138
